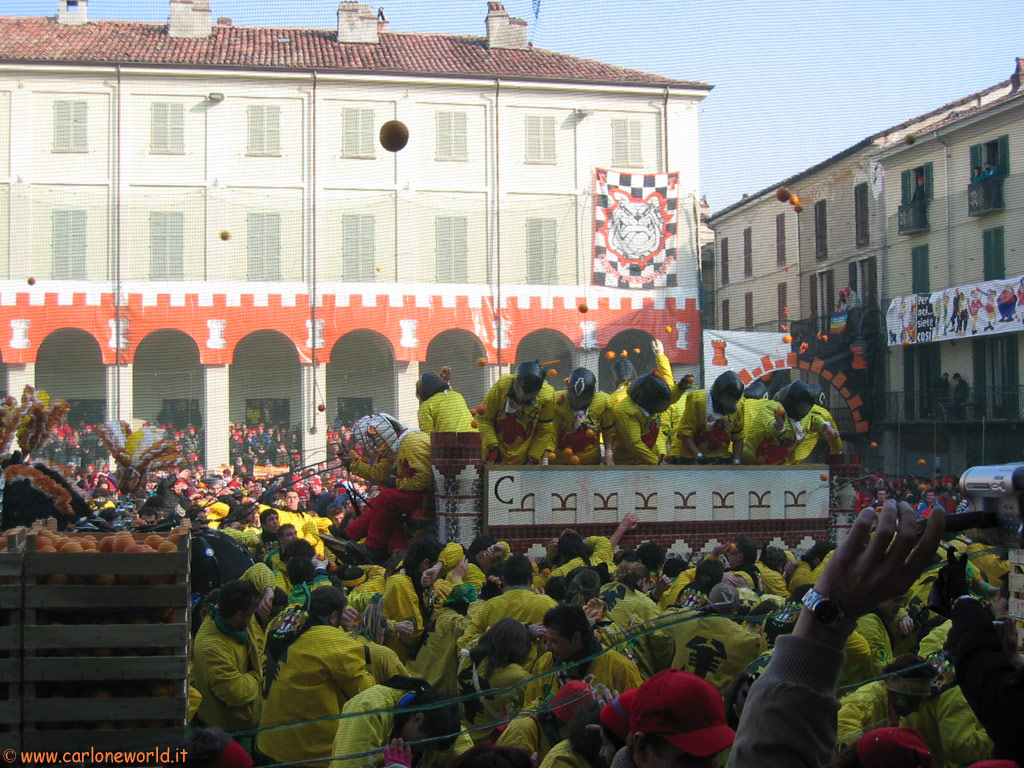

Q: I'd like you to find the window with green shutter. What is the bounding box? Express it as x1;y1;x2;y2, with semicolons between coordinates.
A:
436;111;467;162
814;200;827;260
149;212;184;280
53;100;87;153
901;163;933;204
341;108;375;159
526;218;557;284
525;116;556;164
983;227;1005;281
911;245;929;293
150;103;184;155
342;214;375;281
970;135;1009;177
247;212;281;281
52;210;87;279
854;182;869;247
436;216;468;282
247;105;281;156
611;119;643;167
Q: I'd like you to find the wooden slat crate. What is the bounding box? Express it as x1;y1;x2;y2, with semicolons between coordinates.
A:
20;531;190;753
0;532;24;755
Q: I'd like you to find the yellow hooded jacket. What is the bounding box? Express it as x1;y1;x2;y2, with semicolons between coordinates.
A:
257;625;376;766
418;390;478;434
330;684;474;768
550;390;614;466
478;374;556;465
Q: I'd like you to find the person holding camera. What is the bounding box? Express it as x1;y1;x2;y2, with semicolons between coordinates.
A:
930;548;1024;762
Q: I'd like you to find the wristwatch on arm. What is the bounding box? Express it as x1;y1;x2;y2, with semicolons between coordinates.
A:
802;587;857;636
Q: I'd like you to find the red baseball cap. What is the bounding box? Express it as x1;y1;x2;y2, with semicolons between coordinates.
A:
629;669;735;758
600;687;640;743
548;680;595;725
857;727;931;767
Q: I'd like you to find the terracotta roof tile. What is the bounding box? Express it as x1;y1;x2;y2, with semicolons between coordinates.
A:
0;16;709;88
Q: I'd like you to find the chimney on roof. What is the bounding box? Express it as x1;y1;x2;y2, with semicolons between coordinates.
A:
486;2;528;50
169;0;212;39
337;2;379;44
57;0;88;26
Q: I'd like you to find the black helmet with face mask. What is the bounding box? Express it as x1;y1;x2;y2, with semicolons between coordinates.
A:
567;368;597;411
627;373;672;415
510;361;545;405
777;380;815;422
711;371;745;415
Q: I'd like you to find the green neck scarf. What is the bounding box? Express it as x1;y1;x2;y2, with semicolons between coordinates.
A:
209;604;249;645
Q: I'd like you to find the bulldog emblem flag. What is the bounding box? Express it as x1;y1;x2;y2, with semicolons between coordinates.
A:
592;168;679;289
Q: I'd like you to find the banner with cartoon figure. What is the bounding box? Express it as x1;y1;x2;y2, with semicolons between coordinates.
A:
592;168;678;289
886;274;1024;345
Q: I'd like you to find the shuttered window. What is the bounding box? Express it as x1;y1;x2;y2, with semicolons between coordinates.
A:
247;105;281;156
150;212;184;280
342;215;376;281
151;102;184;154
53;100;87;153
247;213;281;281
436;111;467;162
526;218;557;284
983;227;1005;281
52;210;87;279
525;115;556;164
611;119;643;166
436;217;468;282
341;108;375;159
911;245;929;293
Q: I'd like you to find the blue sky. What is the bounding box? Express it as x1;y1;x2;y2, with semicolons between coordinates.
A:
8;0;1023;212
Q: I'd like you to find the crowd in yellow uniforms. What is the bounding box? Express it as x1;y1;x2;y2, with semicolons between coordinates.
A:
187;498;1015;768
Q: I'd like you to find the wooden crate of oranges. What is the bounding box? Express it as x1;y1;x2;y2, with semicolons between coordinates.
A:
0;531;25;755
20;528;191;752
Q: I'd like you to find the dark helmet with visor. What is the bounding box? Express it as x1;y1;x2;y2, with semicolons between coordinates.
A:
567;368;597;411
711;371;745;415
510;361;545;405
627;373;672;415
777;380;815;422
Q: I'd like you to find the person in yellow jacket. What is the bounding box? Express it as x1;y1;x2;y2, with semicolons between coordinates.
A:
610;373;678;465
381;537;445;663
655;555;695;610
258;585;376;767
537;698;603;768
523;604;643;710
608;340;677;408
787;399;844;465
341;413;433;557
668;371;746;465
192;579;264;732
903;681;994;767
836;654;937;750
742;380;837;465
598;562;675;676
550;368;615;466
664;583;767;695
457;554;554;664
787;542;833;593
463;537;511;591
853;595;907;684
479;362;555;466
496;680;596;763
756;547;791;599
416;370;478;434
329;681;472;768
408;584;477;697
458;618;534;743
534;518;630;591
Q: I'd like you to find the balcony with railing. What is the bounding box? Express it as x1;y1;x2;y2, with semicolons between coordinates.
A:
878;386;1024;424
897;200;929;234
967;175;1005;216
